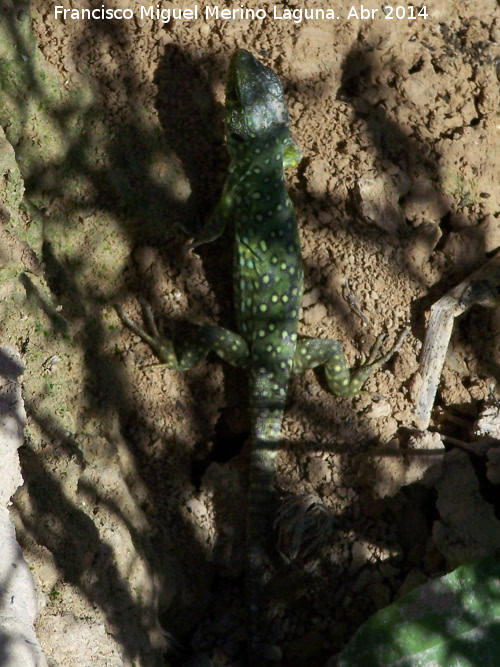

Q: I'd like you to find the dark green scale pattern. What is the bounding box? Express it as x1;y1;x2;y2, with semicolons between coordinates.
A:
224;53;305;662
116;49;409;664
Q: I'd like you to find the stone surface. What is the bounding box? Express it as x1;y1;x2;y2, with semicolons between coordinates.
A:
0;347;47;667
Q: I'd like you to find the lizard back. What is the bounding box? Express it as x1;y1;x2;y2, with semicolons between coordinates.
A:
225;49;303;660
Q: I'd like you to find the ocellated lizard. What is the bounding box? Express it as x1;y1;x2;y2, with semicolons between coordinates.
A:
116;49;408;664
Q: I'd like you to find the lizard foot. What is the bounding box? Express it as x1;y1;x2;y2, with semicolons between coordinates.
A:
114;298;179;367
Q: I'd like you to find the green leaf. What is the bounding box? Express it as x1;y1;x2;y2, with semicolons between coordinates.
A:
337;558;500;666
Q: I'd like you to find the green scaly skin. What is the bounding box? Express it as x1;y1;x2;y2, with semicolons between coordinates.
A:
116;49;408;663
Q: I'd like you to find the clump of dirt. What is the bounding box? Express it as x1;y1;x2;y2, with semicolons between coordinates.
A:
1;0;500;664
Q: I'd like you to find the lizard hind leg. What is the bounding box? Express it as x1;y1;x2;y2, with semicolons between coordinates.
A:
341;325;410;395
292;325;410;397
114;300;250;370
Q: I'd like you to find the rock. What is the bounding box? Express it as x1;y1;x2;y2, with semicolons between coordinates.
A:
354;173;405;234
356;439;406;499
363;399;392;419
350;540;371;574
433;448;500;562
307;456;331;485
473;402;500;441
356;432;445;499
403;431;445;487
396;568;428;598
0;347;48;666
486;447;500;485
402;178;448;226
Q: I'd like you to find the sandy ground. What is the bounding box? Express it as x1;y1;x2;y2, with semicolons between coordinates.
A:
1;0;500;665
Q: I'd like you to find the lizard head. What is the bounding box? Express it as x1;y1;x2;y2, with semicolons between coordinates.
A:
225;50;290;149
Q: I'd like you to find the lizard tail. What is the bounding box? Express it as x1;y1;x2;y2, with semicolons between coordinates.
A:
246;401;284;663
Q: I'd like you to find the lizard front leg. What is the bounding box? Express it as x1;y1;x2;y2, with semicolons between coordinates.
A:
115;302;249;370
292;326;409;396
